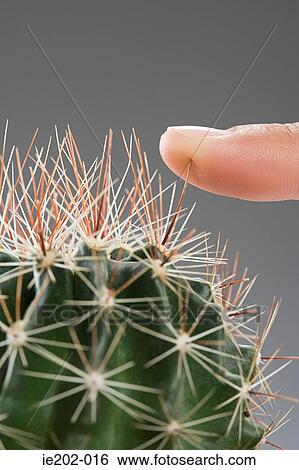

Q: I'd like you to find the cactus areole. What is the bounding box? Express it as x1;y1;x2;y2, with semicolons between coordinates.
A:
0;126;296;449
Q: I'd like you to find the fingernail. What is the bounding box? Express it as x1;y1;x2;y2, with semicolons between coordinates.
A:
166;125;226;138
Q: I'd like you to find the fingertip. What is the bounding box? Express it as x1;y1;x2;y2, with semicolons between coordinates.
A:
159;124;299;201
159;128;199;176
159;131;170;164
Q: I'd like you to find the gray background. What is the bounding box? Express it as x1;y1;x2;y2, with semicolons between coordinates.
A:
0;0;298;448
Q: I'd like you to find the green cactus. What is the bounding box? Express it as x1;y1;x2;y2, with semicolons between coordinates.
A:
0;126;296;450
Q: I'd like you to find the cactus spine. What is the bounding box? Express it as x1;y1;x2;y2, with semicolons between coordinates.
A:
0;125;297;450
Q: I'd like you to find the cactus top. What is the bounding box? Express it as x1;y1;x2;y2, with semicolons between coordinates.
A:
0;126;297;450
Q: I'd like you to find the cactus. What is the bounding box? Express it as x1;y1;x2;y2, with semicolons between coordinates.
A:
0;125;297;450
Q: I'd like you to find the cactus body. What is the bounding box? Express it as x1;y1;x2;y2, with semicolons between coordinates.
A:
0;127;296;449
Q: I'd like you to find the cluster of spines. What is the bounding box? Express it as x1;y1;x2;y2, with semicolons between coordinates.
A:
0;123;297;450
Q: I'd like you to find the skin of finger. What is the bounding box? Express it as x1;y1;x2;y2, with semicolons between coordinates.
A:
159;125;299;201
